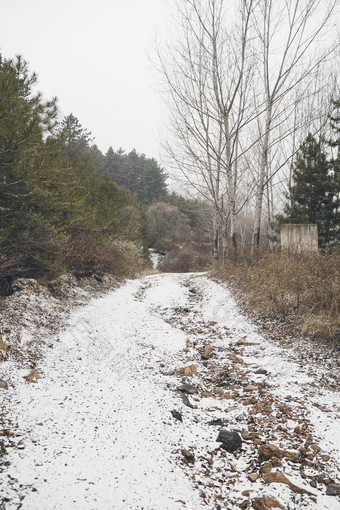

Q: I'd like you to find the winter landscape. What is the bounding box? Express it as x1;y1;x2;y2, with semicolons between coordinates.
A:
1;0;340;509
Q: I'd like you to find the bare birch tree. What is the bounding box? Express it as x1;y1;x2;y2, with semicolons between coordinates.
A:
250;0;339;251
157;0;257;258
157;0;339;258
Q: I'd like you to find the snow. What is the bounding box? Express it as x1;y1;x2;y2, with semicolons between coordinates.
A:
1;273;340;509
149;249;165;269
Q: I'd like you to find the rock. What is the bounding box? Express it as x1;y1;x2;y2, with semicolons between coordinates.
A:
255;369;268;375
262;472;315;497
201;345;214;360
23;370;41;383
0;335;7;353
244;385;257;392
321;454;331;462
0;379;8;390
252;496;285;509
178;383;198;395
216;429;242;453
0;441;7;457
182;449;195;464
181;394;196;408
249;473;260;482
177;365;197;377
208;418;224;426
171;410;183;422
201;390;213;398
189;288;197;294
326;483;340;496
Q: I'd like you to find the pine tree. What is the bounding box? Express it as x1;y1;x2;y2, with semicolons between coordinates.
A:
0;54;62;292
328;99;340;220
58;113;104;172
284;134;339;247
102;148;167;205
0;54;153;291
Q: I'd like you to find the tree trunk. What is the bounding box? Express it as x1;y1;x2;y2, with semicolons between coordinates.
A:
212;216;219;263
252;105;272;254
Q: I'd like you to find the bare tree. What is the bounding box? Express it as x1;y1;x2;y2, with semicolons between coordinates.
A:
157;0;257;258
156;0;339;258
250;0;339;252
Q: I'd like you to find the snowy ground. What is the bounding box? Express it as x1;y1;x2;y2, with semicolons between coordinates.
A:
0;273;340;509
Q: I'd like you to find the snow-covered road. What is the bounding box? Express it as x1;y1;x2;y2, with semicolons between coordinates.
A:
1;273;340;509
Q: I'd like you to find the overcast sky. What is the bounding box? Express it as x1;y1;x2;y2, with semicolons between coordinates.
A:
1;0;172;160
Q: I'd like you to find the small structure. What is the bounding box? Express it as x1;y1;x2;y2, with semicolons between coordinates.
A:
280;224;318;253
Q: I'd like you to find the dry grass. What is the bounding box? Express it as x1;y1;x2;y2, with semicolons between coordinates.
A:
213;251;340;346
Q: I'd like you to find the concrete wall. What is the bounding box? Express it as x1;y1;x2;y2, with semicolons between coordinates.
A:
281;224;318;253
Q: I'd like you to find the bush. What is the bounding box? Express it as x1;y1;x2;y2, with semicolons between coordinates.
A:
108;238;144;278
213;251;340;345
0;212;66;295
64;234;143;279
159;247;212;273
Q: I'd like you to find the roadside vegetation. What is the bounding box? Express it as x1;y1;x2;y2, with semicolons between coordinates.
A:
213;250;340;347
0;53;212;297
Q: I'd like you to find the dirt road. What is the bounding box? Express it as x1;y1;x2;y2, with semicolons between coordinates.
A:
1;273;339;509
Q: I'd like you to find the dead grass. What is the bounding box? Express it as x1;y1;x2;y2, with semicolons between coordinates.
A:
213;251;340;347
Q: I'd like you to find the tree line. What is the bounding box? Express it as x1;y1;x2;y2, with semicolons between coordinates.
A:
0;53;212;294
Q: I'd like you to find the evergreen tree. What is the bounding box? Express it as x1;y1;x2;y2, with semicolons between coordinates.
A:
328;99;340;212
57;114;104;172
0;53;153;291
284;134;339;247
0;54;62;292
59;114;92;158
160;192;210;232
101;148;167;205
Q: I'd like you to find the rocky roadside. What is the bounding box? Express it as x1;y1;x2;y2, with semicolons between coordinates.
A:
144;276;340;510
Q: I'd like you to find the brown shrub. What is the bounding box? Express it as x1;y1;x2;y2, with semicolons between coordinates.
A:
64;234;143;279
213;251;340;345
159;247;212;273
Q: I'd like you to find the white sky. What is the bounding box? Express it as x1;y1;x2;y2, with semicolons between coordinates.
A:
1;0;172;160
